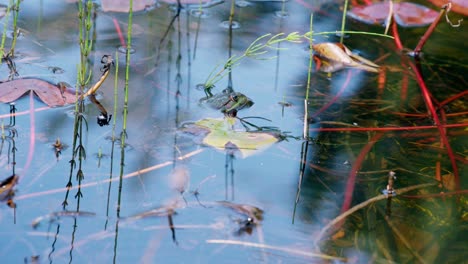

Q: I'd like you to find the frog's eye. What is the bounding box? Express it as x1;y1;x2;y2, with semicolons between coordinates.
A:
230;95;238;102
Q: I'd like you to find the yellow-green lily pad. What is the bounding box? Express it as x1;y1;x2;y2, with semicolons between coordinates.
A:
180;118;279;158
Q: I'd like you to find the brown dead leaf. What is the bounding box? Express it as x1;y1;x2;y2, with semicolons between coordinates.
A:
313;43;379;73
0;78;77;107
0;175;18;201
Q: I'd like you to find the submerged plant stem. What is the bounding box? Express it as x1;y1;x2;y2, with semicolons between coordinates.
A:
207;239;347;261
409;59;460;190
314;182;438;248
117;0;133;218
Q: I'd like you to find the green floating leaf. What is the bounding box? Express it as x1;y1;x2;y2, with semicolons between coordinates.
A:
182;118;279;158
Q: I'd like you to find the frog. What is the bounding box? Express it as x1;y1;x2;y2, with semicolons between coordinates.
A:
199;87;254;116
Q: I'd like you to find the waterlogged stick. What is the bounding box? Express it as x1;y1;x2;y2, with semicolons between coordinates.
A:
79;55;114;99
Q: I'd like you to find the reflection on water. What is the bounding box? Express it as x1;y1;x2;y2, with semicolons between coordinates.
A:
0;0;466;263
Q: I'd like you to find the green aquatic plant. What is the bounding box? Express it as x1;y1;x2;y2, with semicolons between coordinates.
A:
0;0;12;59
339;0;349;44
0;0;21;79
116;0;133;218
63;0;96;210
202;29;391;97
8;0;20;57
202;32;302;97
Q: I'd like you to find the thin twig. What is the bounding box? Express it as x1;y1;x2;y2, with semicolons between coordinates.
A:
313;182;438;248
207;239;347;261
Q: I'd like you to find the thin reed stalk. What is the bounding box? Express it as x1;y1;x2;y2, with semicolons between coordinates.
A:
304;14;313;139
8;0;20;57
117;0;133;217
339;0;349;44
63;0;95;209
0;0;13;58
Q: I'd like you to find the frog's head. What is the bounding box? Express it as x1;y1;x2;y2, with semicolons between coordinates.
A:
222;92;254;114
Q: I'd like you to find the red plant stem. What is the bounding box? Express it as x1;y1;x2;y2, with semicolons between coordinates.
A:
400;66;408;101
391;112;428;117
446;111;468;117
413;7;446;56
390;14;461;190
392;18;403;51
113;18;126;48
400;130;468;139
439;90;468;107
392;111;468;118
409;59;460;190
377;68;386;99
341;132;385;214
401;189;468;199
23;92;35;175
311;70;352;118
309;122;467;132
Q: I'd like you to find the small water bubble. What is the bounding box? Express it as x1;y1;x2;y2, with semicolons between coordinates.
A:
117;45;136;54
196;83;207;91
65;109;84;118
274;10;289;18
235;0;251;7
190;9;211;18
220;20;241;29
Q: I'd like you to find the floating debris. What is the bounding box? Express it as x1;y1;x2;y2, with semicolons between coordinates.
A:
31;211;96;229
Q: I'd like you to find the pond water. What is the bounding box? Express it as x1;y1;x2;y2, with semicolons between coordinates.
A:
0;0;466;263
